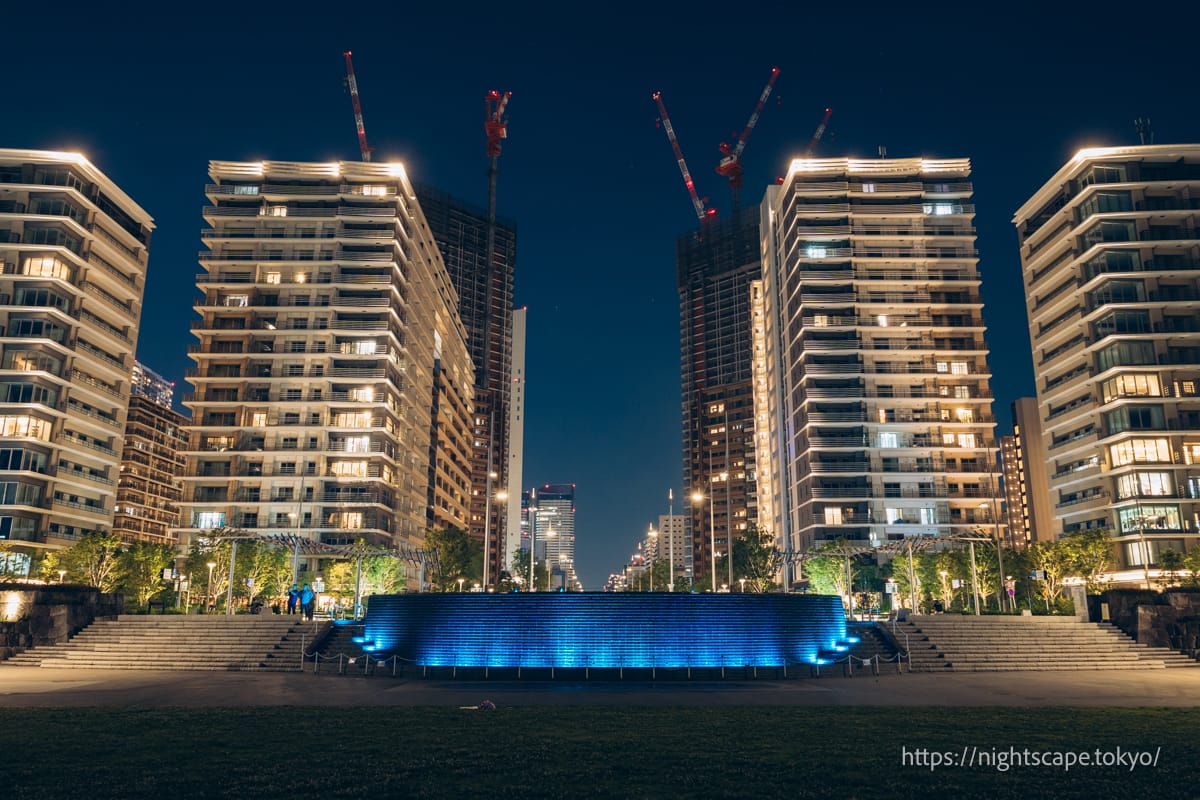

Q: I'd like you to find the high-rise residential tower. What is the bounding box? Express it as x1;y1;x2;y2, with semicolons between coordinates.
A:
522;483;578;590
758;157;1003;576
0;150;152;556
1014;144;1200;574
1009;396;1053;544
113;361;187;544
504;306;527;572
415;185;517;585
677;206;761;588
176;160;473;579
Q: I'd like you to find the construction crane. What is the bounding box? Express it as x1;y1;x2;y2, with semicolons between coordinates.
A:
342;51;373;162
805;107;833;156
653;91;717;223
481;90;512;589
715;67;780;210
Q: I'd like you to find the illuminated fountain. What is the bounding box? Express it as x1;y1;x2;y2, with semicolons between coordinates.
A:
357;593;851;669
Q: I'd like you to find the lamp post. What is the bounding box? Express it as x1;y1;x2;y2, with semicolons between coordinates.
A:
493;490;508;589
739;577;746;593
528;489;537;591
290;477;305;585
720;471;731;590
483;470;498;589
647;524;658;592
667;488;674;591
205;561;216;612
457;577;465;593
938;569;949;611
57;569;66;584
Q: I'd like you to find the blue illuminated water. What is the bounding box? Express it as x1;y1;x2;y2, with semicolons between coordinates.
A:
362;593;848;668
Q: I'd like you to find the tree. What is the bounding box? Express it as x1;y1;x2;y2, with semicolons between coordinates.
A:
802;555;848;597
888;553;924;610
235;540;290;606
117;542;176;607
1183;548;1200;588
731;524;782;592
1158;548;1184;589
1059;529;1115;593
1029;539;1072;608
58;531;123;591
185;533;233;610
424;527;482;591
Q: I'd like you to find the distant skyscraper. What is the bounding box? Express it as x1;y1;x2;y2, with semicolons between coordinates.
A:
677;205;761;589
114;361;186;544
527;483;577;590
415;185;517;586
0;149;153;552
758;156;1003;579
176;160;473;583
1014;144;1200;575
505;307;527;572
1010;397;1053;544
655;512;690;585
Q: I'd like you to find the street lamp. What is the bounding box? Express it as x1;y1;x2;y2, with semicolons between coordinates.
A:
693;490;716;592
457;577;465;593
739;577;746;593
206;561;216;612
719;471;731;591
647;524;658;592
57;569;66;584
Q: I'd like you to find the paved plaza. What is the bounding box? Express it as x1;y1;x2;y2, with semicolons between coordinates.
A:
3;666;1200;708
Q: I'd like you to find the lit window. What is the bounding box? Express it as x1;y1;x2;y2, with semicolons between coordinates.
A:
22;256;72;281
957;434;977;448
224;295;249;307
824;507;843;524
345;436;370;453
955;408;974;423
936;362;949;373
879;432;898;448
806;246;828;259
950;362;969;375
331;461;368;478
1109;438;1171;466
233;185;260;196
813;315;829;327
194;511;226;529
0;415;51;440
250;412;267;427
361;185;388;196
294;273;307;284
265;272;281;284
862;183;876;193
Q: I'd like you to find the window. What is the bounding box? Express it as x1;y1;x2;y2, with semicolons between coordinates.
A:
361;186;388;196
347;340;377;355
1182;443;1200;465
193;511;226;529
878;432;898;448
264;205;287;217
223;294;249;307
923;202;960;216
1118;504;1181;533
0;482;42;505
1078;191;1132;221
345;436;370;453
950;362;969;375
861;183;875;193
0;416;51;440
1094;310;1151;337
955;408;974;423
812;315;829;328
21;256;73;281
1104;405;1165;435
1109;438;1170;466
335;412;372;428
1102;373;1161;402
806;246;828;259
956;434;977;448
250;411;267;427
823;507;843;524
350;387;374;403
331;461;367;478
1116;472;1173;499
232;185;259;195
953;386;970;399
1097;341;1156;371
265;272;281;284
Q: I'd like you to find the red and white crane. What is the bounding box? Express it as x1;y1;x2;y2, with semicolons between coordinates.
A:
342;51;373;162
805;107;833;156
653;91;717;223
715;67;780;209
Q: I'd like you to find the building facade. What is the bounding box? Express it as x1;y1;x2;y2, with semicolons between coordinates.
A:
504;306;527;572
758;157;1003;575
654;512;690;585
113;362;186;544
677;205;761;588
176;160;473;579
1014;144;1200;573
0;149;152;555
522;483;578;590
415;186;517;583
1009;396;1053;544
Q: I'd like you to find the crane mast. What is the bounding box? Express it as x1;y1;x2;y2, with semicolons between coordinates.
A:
653;91;716;223
716;67;780;209
342;51;373;162
806;107;833;156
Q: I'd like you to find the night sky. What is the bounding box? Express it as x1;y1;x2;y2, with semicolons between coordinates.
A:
9;3;1200;589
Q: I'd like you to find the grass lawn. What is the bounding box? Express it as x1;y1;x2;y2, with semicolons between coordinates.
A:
1;706;1196;798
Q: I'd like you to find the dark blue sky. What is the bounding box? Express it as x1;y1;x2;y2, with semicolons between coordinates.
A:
10;3;1199;588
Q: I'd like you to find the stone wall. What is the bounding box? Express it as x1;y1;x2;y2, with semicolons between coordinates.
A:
1101;588;1200;658
0;584;124;660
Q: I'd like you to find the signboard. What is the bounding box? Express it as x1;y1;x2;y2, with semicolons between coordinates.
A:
161;568;177;580
1030;569;1047;580
313;577;326;593
884;580;898;595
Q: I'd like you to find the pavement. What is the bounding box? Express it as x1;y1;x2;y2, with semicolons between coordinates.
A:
3;666;1200;708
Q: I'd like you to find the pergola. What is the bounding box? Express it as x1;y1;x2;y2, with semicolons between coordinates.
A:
199;530;441;616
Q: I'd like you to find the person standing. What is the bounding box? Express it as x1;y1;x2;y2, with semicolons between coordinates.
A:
286;584;299;615
300;583;315;620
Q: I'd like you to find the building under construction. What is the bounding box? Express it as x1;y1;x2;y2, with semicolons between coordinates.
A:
415;184;517;583
677;206;762;588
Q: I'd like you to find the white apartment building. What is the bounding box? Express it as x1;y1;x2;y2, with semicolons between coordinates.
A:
0;150;152;555
175;160;473;571
758;157;1003;574
1014;144;1200;574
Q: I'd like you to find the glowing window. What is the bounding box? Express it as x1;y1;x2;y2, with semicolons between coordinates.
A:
22;256;73;281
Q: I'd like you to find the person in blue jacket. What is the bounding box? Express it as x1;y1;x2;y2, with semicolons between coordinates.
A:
300;584;315;620
286;584;300;615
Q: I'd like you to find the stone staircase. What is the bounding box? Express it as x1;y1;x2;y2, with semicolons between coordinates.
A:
1;614;321;671
894;615;1200;672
